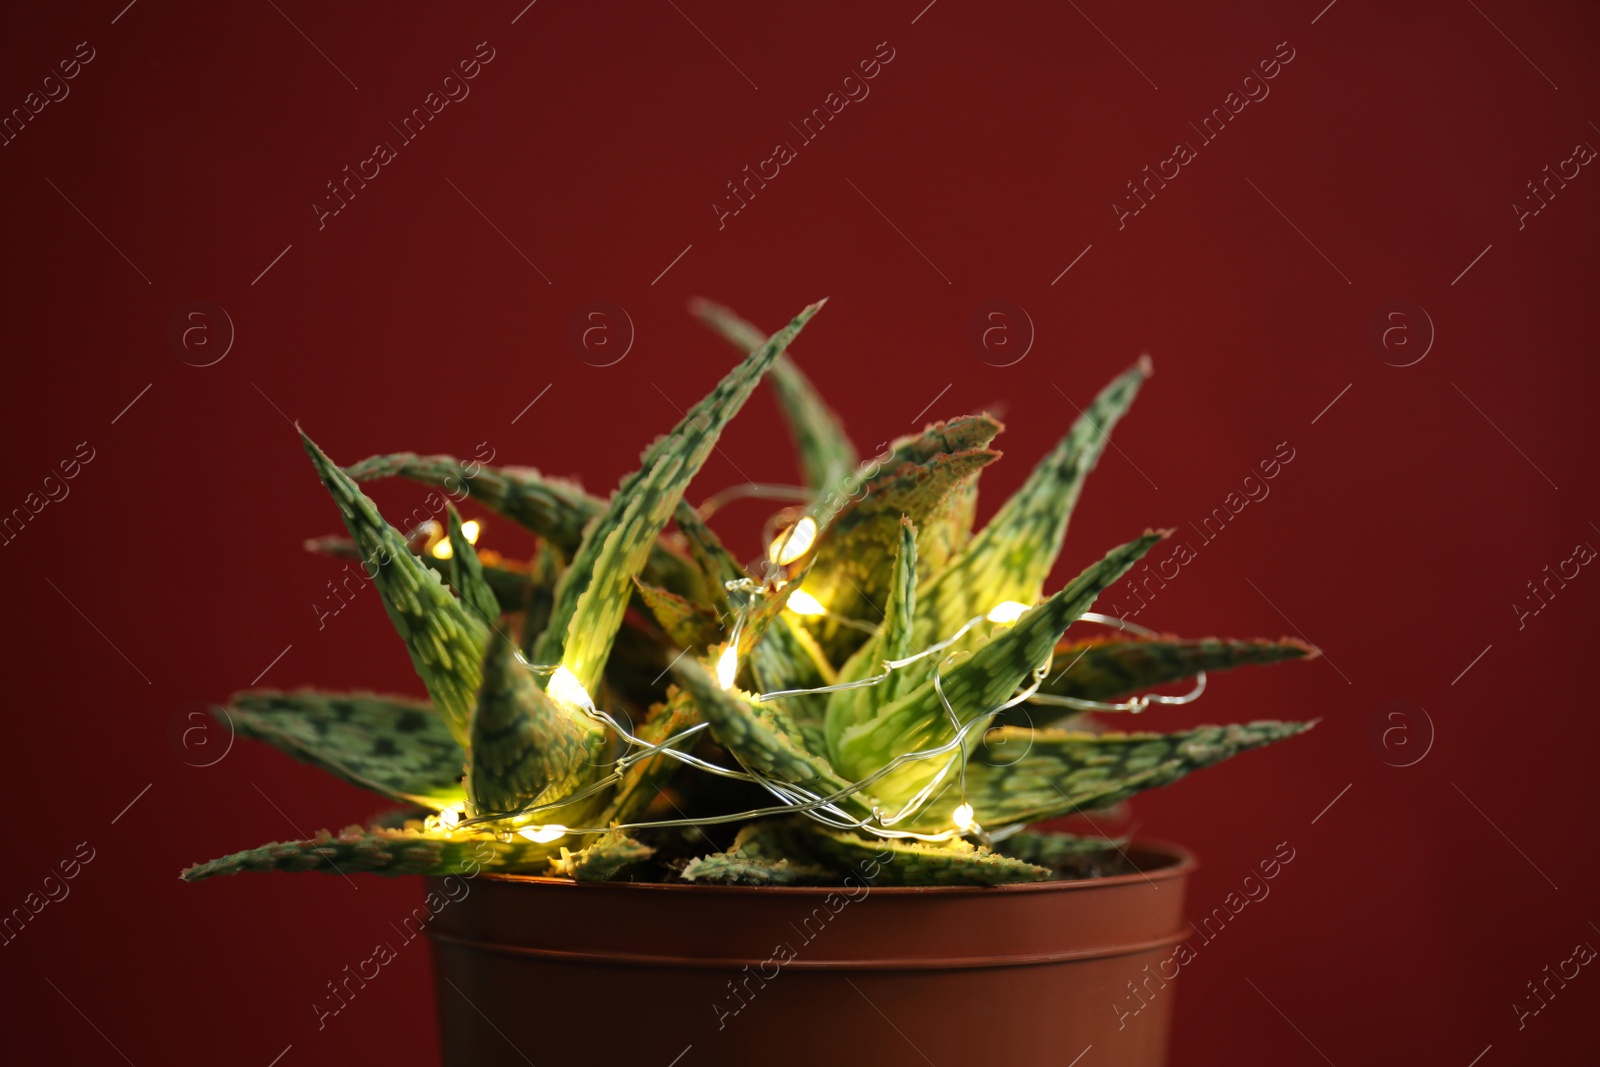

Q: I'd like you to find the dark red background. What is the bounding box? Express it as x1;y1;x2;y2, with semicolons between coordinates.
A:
3;2;1597;1063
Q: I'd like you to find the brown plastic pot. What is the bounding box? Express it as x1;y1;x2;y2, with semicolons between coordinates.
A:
427;840;1194;1066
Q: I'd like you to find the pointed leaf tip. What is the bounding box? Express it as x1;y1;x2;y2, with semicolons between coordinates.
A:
298;430;489;744
538;299;826;695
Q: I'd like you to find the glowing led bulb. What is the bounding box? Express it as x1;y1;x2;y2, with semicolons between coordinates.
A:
519;824;567;844
952;803;976;832
547;666;593;709
986;600;1030;624
716;645;739;690
785;589;827;617
439;805;463;829
768;516;817;566
430;520;482;559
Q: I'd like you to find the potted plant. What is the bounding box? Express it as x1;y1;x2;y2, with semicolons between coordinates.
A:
185;299;1314;1066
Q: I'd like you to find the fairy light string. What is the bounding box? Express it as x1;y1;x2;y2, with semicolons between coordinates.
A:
440;573;1211;846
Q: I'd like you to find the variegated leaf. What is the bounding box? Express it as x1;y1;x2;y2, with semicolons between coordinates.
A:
689;297;857;493
668;502;744;618
838;414;1004;498
680;820;831;885
831;531;1167;784
307;533;537;617
996;829;1125;871
913;359;1149;645
302;432;488;744
549;829;654;882
634;577;724;650
180;824;559;880
804;448;998;648
669;657;854;799
343;451;706;601
536;301;826;697
465;636;605;817
921;720;1314;831
344;452;596;552
708;570;835;744
745;615;834;755
825;517;919;756
830;414;1004;584
445;505;502;626
679;851;811;885
1036;634;1316;708
225;690;465;810
1030;633;1318;726
993;829;1130;880
805;828;1051;886
593;690;701;828
520;539;562;656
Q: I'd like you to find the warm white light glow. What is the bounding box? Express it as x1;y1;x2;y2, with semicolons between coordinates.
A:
547;666;593;709
986;600;1031;624
431;520;482;559
785;589;827;617
439;805;463;829
716;645;739;690
519;824;567;844
768;516;818;565
952;803;976;832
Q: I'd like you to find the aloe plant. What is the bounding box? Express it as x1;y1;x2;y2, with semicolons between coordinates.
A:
182;299;1315;889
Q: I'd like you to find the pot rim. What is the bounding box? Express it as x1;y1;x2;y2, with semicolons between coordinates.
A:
459;837;1196;897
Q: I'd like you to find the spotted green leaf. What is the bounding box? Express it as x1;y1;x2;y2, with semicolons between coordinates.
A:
996;829;1125;872
690;297;857;493
837;414;1003;500
343;451;706;601
680;820;831;885
520;540;562;657
824;517;919;756
914;359;1149;645
302;432;488;744
549;829;654;882
344;452;595;553
593;690;701;828
307;533;537;616
831;531;1167;785
919;720;1315;832
465;635;605;818
225;690;465;810
445;505;501;626
669;655;854;800
180;824;558;880
805;828;1050;886
803;447;998;648
817;415;1003;603
745;614;834;755
634;578;724;649
1033;634;1316;710
536;300;826;697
